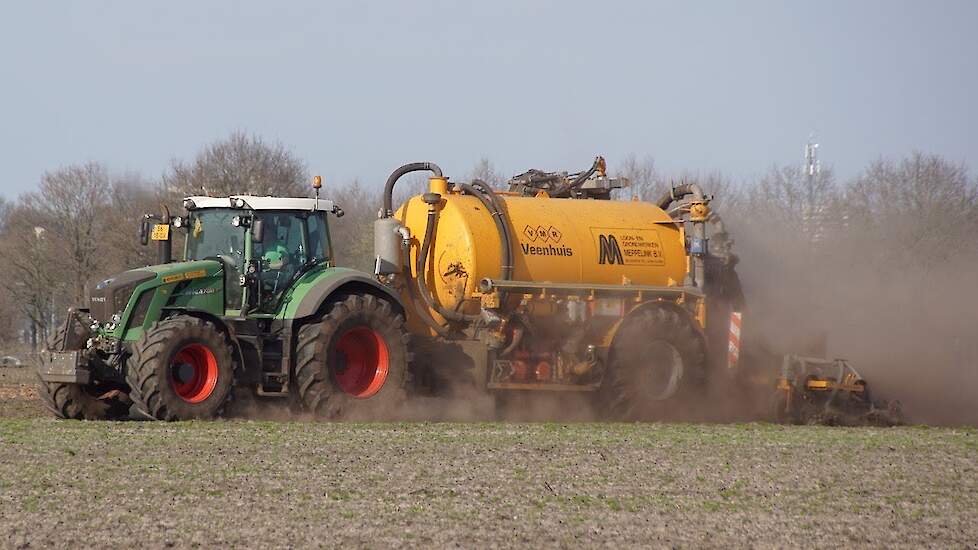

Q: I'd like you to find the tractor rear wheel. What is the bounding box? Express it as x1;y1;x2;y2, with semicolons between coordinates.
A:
294;294;409;419
127;316;234;421
599;306;707;420
37;316;129;420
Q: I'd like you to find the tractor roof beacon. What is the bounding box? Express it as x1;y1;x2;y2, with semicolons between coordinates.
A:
37;181;408;421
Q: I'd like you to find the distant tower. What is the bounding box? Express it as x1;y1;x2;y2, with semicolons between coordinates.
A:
803;136;823;247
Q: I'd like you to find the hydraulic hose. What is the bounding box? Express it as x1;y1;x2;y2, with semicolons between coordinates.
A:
416;202;479;324
552;157;602;197
382;162;443;217
468;179;513;281
400;237;448;337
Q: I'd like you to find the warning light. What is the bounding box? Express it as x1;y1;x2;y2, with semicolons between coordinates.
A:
313;175;322;189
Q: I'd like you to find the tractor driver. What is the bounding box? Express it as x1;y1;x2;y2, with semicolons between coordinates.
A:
258;214;296;293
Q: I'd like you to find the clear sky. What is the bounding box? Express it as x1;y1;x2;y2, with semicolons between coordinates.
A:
1;1;976;197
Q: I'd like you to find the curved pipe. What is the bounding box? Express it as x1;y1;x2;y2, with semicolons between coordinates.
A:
401;240;448;337
415;205;479;325
382;162;443;217
467;180;513;281
656;182;705;211
656;182;708;288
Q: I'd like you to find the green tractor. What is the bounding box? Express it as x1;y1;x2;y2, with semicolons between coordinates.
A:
37;189;410;420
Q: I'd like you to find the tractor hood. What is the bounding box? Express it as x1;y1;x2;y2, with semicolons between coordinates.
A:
88;260;222;323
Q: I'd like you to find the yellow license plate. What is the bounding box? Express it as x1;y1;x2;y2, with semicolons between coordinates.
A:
151;224;170;241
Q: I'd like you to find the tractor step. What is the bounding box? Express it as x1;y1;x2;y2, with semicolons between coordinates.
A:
255;387;289;397
255;372;289;397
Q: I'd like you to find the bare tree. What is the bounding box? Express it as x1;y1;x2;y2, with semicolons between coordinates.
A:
0;206;62;349
163;131;309;198
844;151;978;265
742;164;838;238
28;162;112;305
103;173;163;271
468;157;505;187
616;154;663;201
327;180;381;272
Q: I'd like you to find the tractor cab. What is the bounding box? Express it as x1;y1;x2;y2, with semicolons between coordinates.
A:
180;196;338;314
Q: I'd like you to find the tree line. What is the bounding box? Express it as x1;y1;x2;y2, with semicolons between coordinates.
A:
2;131;976;390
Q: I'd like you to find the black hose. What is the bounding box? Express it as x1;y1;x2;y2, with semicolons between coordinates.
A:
411;177;515;329
416;206;478;324
457;182;511;280
552;157;601;197
400;237;448;337
382;162;443;217
468;179;513;280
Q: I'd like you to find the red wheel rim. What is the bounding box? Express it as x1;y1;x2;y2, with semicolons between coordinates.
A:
168;343;219;403
332;326;390;398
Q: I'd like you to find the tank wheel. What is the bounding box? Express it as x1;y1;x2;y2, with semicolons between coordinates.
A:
37;316;128;420
599;306;707;420
127;316;234;421
294;294;409;419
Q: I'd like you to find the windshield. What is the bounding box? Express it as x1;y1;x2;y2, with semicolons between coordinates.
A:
186;209;245;263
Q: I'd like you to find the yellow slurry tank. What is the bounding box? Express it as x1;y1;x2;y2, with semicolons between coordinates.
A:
395;192;688;319
375;158;741;419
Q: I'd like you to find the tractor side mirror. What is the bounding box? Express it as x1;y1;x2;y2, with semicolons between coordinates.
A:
251;219;265;243
139;219;150;246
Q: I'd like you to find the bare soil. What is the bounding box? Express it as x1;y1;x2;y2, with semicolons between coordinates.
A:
1;367;976;548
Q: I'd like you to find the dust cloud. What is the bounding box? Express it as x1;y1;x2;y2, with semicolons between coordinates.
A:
732;218;978;427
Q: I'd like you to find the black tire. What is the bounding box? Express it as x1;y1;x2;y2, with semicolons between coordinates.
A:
37;316;128;420
294;294;409;419
127;316;235;421
599;306;707;420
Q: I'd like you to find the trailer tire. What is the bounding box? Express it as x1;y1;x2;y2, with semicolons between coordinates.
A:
127;316;234;421
294;294;409;419
600;306;707;420
37;317;128;420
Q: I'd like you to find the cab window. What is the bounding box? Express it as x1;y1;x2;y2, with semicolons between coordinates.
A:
306;213;330;262
253;213;305;297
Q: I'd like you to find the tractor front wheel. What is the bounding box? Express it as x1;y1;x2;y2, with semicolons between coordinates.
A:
127;316;234;421
37;316;129;420
294;295;409;419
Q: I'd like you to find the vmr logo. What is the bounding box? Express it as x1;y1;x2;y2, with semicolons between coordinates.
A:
522;225;562;243
520;224;574;257
597;234;624;265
